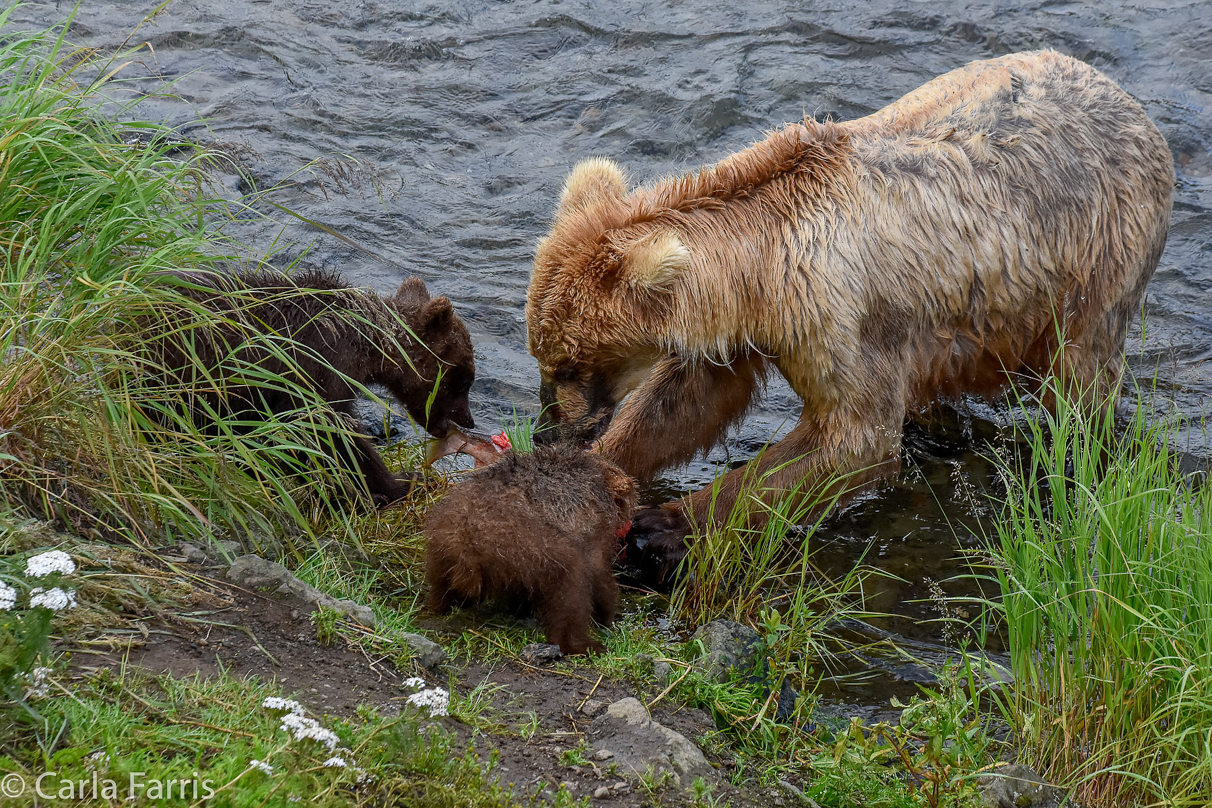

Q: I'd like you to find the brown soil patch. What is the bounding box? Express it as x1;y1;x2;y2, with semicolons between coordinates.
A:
71;565;772;807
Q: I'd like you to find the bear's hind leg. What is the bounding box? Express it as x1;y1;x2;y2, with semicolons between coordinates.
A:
536;575;599;655
590;568;619;627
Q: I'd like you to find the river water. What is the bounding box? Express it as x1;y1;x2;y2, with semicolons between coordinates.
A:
18;0;1210;712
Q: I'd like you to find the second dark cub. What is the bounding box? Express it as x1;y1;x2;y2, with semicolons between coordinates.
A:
423;445;637;654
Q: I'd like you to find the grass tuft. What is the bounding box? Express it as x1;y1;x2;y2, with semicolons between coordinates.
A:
987;380;1212;807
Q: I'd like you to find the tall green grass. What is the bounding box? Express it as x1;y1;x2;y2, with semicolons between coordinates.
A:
0;11;378;546
672;453;882;683
989;384;1212;806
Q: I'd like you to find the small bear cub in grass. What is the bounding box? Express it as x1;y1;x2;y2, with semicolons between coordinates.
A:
424;445;637;655
148;269;475;506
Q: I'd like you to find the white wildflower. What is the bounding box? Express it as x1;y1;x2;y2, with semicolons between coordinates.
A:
249;759;275;775
262;696;305;714
84;751;110;771
279;712;340;750
405;687;449;718
24;550;76;578
402;676;427;690
0;582;16;611
28;587;76;611
355;769;373;786
321;756;347;768
23;666;52;699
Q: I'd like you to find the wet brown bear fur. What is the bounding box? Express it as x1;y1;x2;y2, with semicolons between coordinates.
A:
526;50;1176;575
149;268;475;506
424;446;637;654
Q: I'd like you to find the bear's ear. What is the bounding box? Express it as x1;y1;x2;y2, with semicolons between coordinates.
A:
392;277;430;310
420;296;455;333
559;157;626;215
622;231;690;293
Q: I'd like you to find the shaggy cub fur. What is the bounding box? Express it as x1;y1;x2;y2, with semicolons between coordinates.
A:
424;446;637;654
149;268;475;505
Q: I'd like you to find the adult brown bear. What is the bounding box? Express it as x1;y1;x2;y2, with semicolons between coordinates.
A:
525;50;1175;576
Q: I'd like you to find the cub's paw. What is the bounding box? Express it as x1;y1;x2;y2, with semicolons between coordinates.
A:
374;473;423;509
625;504;692;585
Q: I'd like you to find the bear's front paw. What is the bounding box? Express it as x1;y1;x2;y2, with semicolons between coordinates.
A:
626;504;691;585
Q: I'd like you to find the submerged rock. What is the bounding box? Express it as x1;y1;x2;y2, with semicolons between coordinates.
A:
588;697;714;787
226;555;376;628
976;763;1065;808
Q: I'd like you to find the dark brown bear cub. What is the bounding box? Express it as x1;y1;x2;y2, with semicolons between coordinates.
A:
424;446;637;654
149;268;476;506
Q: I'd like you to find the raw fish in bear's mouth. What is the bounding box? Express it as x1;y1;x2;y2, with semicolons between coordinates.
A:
424;427;511;468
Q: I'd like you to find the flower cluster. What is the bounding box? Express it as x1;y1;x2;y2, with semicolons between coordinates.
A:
2;550;79;613
261;697;305;714
262;696;340;750
23;666;52;699
403;678;449;718
256;695;371;783
280;712;341;750
25;550;76;578
29;587;76;611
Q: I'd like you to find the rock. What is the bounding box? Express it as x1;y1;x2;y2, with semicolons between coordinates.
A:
590;748;613;761
208;539;244;561
227;555;377;628
354;396;410;440
691;619;763;681
775;678;801;721
588;697;714;787
180;543;208;564
520;643;563;665
690;619;801;721
777;778;821;806
653;659;673;683
401;632;446;670
580;698;608;718
593;786;610;799
241;531;283;560
976;764;1065;808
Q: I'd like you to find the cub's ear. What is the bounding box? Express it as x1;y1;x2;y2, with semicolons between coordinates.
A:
391;276;430;310
420;296;455;333
559;157;626;215
603;466;638;515
622;231;690;293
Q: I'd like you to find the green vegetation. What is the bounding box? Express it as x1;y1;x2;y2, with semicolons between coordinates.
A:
0;6;365;547
988;383;1212;807
673;453;879;676
0;664;527;807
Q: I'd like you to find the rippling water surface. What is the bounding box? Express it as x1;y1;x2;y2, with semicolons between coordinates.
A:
21;0;1210;710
